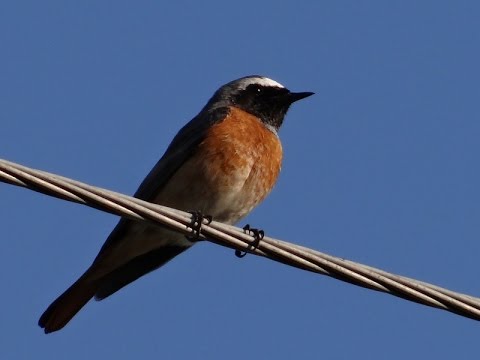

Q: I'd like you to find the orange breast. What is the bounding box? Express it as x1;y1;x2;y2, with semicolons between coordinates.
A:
196;106;283;221
154;106;283;224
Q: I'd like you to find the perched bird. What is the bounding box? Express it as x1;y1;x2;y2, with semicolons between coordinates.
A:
39;75;314;333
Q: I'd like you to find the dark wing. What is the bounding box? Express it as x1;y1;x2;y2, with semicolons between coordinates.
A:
38;107;231;333
96;106;230;255
134;106;229;201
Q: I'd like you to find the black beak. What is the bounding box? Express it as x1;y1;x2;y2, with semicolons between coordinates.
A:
288;91;315;104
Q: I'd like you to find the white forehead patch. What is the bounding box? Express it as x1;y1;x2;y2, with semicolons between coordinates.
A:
238;77;285;90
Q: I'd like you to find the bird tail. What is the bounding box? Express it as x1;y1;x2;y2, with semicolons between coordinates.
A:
38;272;97;334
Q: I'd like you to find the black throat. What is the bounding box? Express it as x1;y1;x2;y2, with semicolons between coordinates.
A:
232;86;291;131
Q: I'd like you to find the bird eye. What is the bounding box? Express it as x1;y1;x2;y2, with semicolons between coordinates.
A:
248;84;262;94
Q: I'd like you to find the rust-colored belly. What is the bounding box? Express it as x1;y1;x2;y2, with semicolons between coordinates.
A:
155;106;283;224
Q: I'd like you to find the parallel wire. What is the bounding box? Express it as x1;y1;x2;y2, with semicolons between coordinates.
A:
1;158;480;321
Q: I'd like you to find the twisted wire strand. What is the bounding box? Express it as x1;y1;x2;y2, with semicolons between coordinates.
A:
1;158;479;321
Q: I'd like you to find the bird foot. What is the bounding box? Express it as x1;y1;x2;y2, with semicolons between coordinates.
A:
235;224;264;258
187;211;212;242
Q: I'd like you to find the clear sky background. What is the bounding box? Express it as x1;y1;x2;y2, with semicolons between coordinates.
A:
1;1;479;359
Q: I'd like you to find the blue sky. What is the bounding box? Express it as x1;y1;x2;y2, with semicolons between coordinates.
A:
1;1;479;359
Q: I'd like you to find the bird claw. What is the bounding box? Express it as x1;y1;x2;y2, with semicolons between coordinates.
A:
187;211;212;242
235;224;265;258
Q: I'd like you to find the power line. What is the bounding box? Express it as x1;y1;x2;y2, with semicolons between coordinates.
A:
1;158;479;321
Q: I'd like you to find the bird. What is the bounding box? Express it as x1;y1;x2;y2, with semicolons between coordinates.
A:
38;75;314;333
